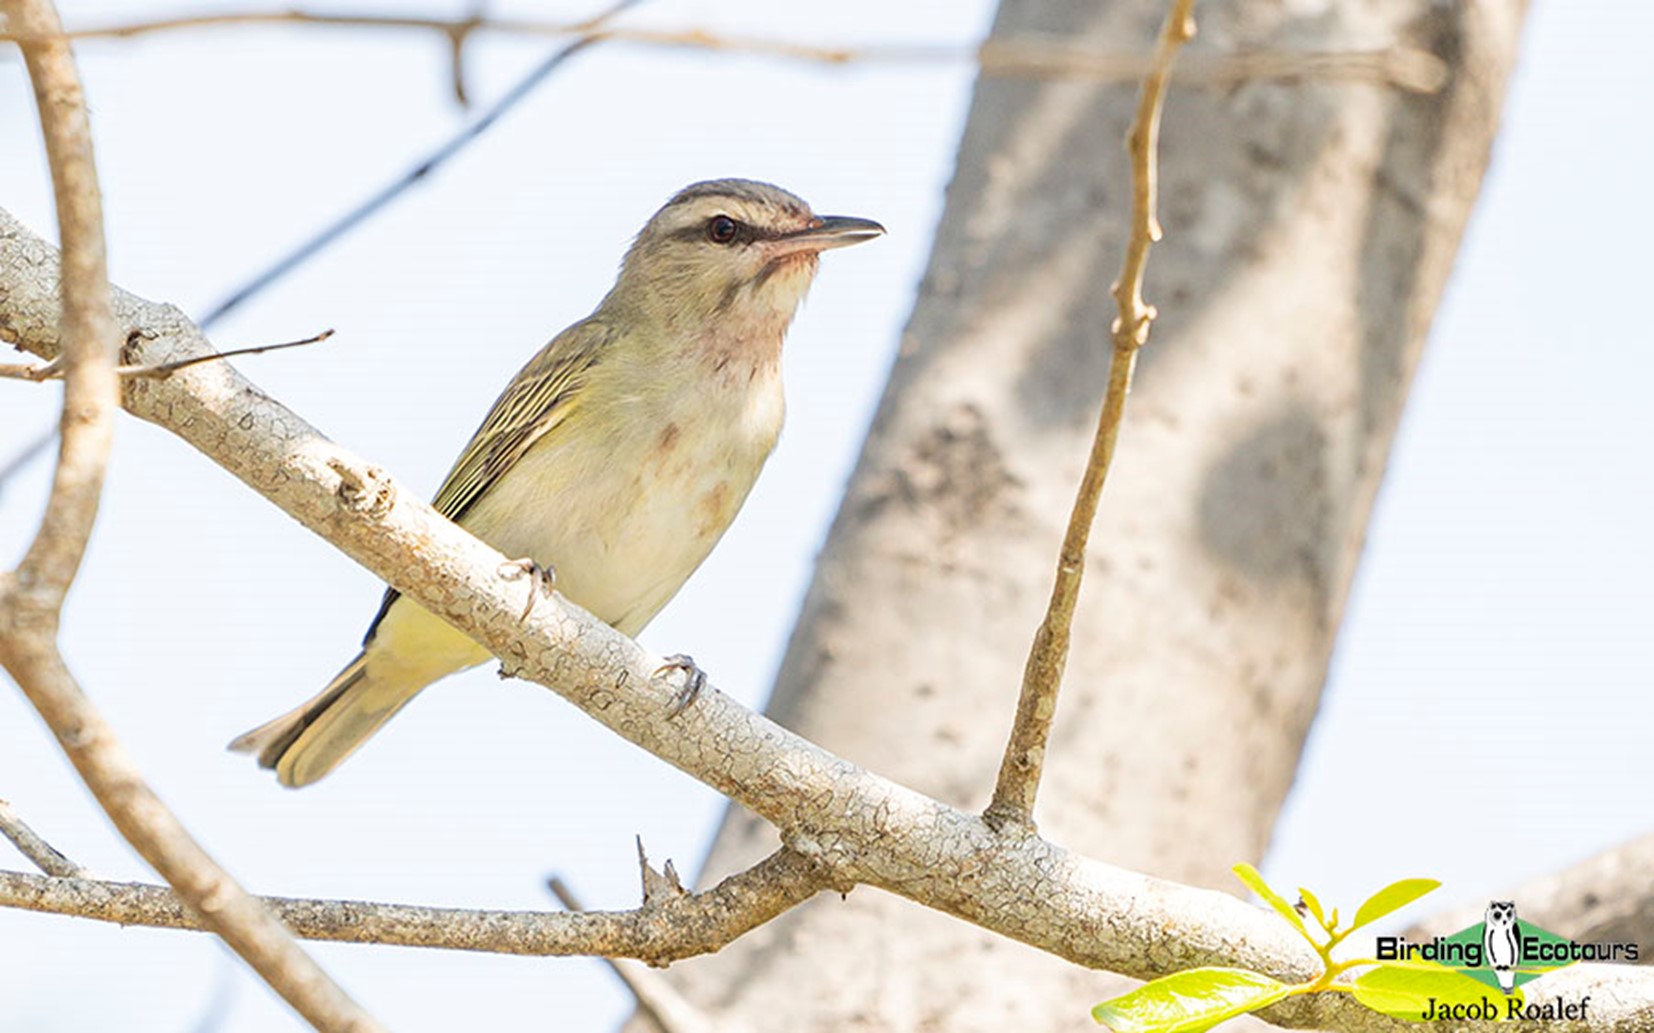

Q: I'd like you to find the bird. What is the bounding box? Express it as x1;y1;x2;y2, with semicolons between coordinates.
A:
230;179;883;787
1483;900;1521;994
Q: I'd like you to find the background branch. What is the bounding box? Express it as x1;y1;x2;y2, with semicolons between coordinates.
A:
0;2;1440;502
191;0;643;329
3;206;1650;1032
0;10;1447;94
0;4;380;1029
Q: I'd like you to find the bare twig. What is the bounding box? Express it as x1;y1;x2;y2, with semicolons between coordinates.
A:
1;329;335;381
192;0;643;329
985;0;1199;834
120;328;336;378
3;210;1652;1033
0;799;85;878
636;836;687;906
0;356;61;380
0;847;825;964
0;11;1447;94
0;4;381;1030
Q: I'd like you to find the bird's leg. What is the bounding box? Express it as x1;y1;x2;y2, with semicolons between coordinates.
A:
653;654;708;718
499;557;557;621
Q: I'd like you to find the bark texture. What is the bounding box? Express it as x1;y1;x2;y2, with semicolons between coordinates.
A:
644;1;1529;1029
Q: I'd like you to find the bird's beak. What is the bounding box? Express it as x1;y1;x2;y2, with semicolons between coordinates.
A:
770;215;886;256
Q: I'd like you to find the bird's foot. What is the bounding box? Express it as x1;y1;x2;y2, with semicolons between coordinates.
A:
499;557;557;620
653;653;707;718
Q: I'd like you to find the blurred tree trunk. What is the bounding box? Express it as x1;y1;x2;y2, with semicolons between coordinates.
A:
631;0;1525;1028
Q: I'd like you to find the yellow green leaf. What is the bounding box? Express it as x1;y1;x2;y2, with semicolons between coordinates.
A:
1231;863;1307;937
1350;878;1440;932
1297;887;1326;926
1092;967;1290;1033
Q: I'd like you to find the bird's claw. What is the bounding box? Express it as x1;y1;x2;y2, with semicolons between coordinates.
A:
499;557;556;620
654;653;707;718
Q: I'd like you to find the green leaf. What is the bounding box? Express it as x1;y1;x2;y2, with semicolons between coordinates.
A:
1297;887;1326;926
1231;863;1307;936
1349;878;1441;933
1353;962;1520;1022
1092;968;1291;1033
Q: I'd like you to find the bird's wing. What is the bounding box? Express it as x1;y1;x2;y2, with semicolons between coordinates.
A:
361;318;613;644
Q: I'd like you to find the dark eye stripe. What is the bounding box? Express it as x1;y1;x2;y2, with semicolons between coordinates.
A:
663;217;777;245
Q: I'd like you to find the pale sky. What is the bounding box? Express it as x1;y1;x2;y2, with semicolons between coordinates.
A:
2;2;1649;1031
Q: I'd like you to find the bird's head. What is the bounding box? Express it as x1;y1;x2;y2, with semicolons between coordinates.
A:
607;179;883;339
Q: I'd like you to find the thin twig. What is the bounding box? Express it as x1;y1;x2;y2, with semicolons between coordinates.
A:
0;847;826;964
193;0;644;329
0;799;86;878
0;357;61;380
635;835;686;906
985;0;1199;834
0;329;335;381
0;3;381;1030
0;12;1447;94
120;328;336;378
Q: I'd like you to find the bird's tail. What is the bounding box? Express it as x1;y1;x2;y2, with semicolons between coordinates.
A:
229;652;423;788
1495;965;1515;994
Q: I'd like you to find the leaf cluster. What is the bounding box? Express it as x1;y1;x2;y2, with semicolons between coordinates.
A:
1091;866;1516;1031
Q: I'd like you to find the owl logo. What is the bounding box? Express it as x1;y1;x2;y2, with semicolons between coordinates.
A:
1483;900;1521;994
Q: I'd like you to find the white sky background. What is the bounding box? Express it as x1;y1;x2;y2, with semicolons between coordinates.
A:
1;1;1650;1030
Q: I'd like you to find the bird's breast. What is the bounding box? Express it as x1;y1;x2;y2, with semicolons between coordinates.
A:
463;355;785;638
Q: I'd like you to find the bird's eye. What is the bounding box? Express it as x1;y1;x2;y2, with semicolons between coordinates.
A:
707;215;739;244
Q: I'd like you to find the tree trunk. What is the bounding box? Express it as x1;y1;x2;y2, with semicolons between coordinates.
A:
631;0;1526;1028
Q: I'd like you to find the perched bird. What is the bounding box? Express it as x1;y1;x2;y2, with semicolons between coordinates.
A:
231;179;883;787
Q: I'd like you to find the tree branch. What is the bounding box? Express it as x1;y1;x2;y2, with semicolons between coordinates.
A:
0;5;381;1029
0;12;1448;94
0;10;1447;94
0;847;824;963
0;328;335;381
0;799;86;878
5;207;1650;1032
986;0;1197;833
